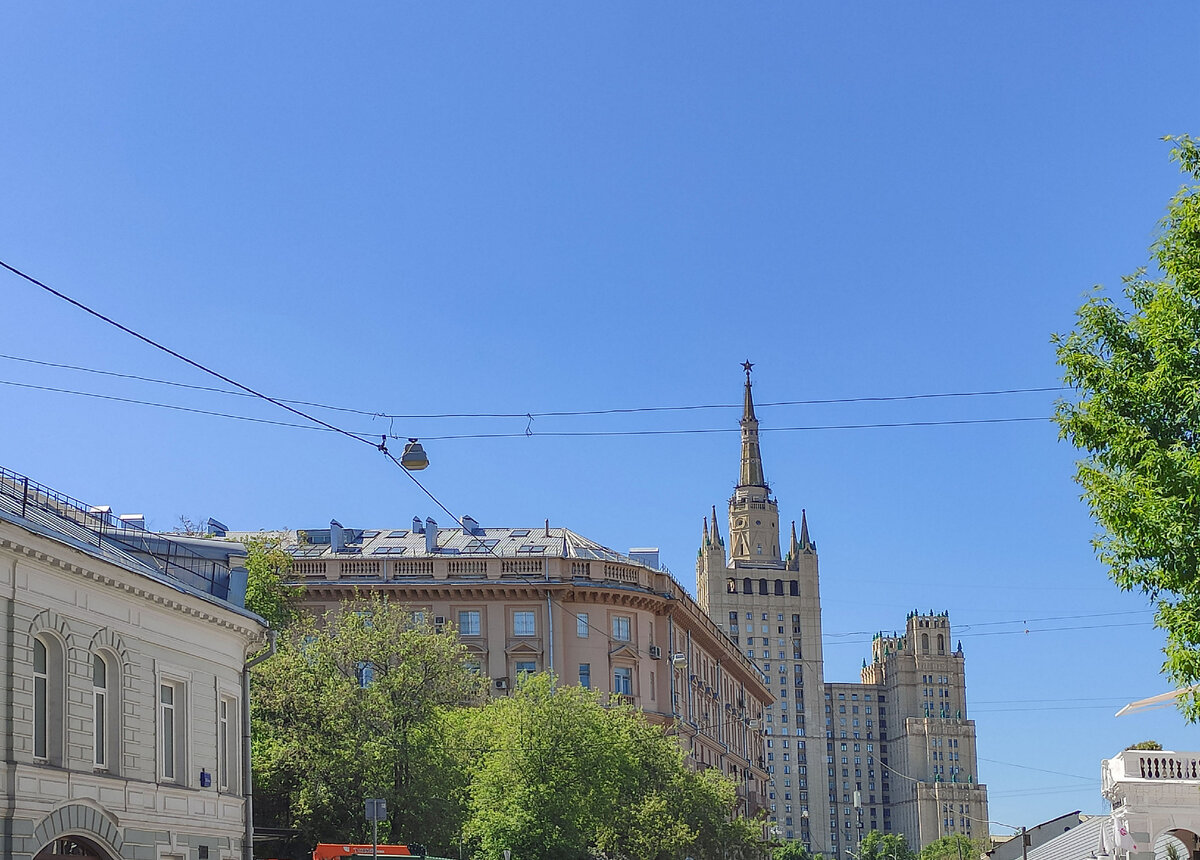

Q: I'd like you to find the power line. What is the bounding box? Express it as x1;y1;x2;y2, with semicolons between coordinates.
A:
0;379;344;433
0;373;1052;438
0;260;377;446
976;756;1094;781
0;349;1063;420
0;375;1053;437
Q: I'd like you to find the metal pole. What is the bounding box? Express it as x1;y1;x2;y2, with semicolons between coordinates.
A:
373;817;378;860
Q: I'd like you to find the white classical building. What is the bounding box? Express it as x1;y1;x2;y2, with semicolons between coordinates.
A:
0;467;268;860
1017;748;1200;860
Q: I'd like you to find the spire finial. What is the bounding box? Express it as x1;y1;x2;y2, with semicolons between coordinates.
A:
702;515;709;545
737;363;765;486
710;504;722;546
741;361;757;422
799;509;811;547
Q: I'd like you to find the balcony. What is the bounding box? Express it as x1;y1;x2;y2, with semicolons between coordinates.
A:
1103;749;1200;808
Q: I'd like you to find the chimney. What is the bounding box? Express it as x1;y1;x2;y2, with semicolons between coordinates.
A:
461;515;479;536
412;516;423;534
331;519;346;553
544;518;550;537
425;518;437;554
207;517;228;537
118;514;145;530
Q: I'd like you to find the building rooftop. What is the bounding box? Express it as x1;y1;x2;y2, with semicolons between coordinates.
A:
0;465;255;617
264;520;645;564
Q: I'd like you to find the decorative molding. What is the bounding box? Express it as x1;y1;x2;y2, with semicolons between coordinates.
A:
0;535;264;642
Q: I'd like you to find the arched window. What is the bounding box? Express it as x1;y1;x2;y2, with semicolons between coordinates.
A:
92;651;119;771
789;581;799;596
727;578;737;593
743;578;753;594
774;579;784;596
33;634;64;764
921;633;930;653
758;579;768;595
937;633;945;654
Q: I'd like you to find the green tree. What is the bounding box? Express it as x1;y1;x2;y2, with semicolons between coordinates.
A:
1054;135;1200;719
857;830;916;860
460;674;763;860
775;841;815;860
919;834;988;860
242;536;303;629
251;594;487;854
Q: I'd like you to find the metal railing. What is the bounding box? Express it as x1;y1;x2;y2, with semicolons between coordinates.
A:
0;466;231;600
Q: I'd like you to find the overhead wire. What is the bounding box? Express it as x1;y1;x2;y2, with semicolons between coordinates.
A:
0;375;1051;438
0;260;377;446
0;349;1063;421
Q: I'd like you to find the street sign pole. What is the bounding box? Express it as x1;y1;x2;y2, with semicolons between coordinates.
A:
365;799;387;860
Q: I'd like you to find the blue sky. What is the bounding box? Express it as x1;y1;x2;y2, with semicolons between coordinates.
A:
2;2;1197;834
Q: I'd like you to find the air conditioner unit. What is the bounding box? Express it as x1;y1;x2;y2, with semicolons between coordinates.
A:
649;645;662;659
494;677;509;690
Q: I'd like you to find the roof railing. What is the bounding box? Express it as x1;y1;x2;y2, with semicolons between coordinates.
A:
0;465;231;600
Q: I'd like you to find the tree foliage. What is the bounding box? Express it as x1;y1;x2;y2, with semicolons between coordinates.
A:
242;536;303;630
251;595;487;853
774;841;819;860
858;830;917;860
1126;739;1163;750
459;674;763;860
919;834;988;860
1053;135;1200;719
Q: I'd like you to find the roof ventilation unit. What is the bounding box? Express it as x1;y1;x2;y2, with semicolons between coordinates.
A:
425;518;437;554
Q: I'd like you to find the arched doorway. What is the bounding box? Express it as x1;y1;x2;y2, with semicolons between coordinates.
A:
35;835;116;860
1159;829;1199;860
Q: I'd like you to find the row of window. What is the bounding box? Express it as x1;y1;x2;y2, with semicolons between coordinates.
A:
31;634;238;791
726;578;802;596
455;609;634;642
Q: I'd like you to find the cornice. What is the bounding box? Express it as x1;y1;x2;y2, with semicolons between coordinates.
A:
0;535;265;643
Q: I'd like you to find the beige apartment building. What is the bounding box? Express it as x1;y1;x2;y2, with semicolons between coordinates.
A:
0;467;269;860
268;522;773;815
697;366;989;853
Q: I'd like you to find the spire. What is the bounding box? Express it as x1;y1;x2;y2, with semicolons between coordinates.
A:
738;361;766;488
789;520;800;556
742;360;757;421
702;515;710;546
710;505;722;546
799;509;811;548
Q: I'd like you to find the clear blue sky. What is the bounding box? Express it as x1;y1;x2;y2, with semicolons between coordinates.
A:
2;2;1197;834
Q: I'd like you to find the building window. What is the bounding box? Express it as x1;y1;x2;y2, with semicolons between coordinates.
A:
513;611;536;637
159;681;185;782
515;660;537;678
218;696;238;792
33;638;48;759
92;652;117;770
458;610;481;636
613;667;633;696
612;615;631;642
579;663;591;688
33;635;64;764
577;612;590;637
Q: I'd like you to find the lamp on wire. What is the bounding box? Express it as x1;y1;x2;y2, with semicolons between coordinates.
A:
401;438;429;471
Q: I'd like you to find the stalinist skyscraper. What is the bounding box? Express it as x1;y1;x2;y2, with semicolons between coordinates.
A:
697;364;988;853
